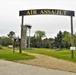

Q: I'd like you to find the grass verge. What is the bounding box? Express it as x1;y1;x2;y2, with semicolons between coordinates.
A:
25;48;76;62
0;47;35;61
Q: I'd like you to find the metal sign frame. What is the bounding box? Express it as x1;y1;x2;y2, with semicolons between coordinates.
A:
19;9;75;58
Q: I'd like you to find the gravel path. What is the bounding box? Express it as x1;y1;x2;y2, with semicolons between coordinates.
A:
0;60;76;75
17;52;76;73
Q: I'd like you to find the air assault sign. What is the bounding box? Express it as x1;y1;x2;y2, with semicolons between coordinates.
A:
19;9;75;16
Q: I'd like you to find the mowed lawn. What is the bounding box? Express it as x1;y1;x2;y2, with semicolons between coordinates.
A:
0;47;35;61
25;48;76;62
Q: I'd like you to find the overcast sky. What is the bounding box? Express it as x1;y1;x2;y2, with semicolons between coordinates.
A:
0;0;76;38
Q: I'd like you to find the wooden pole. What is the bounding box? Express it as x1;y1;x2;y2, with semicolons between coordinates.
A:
20;16;24;53
71;16;74;58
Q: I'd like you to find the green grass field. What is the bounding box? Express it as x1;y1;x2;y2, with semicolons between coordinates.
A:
0;47;76;62
25;48;76;62
0;47;35;61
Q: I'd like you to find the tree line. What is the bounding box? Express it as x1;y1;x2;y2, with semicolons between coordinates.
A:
0;30;76;49
30;30;76;49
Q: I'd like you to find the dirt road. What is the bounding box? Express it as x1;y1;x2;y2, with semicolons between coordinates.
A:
0;60;76;75
17;52;76;73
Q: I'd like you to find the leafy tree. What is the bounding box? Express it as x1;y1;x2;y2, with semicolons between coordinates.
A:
30;36;36;47
74;37;76;47
34;30;45;40
8;31;15;38
54;31;74;49
42;38;54;48
54;31;63;49
32;30;46;48
62;31;71;48
1;37;13;46
72;33;76;47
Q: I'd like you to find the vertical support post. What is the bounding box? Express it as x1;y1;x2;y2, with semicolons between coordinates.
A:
71;16;74;58
19;39;21;52
13;39;15;53
24;25;27;49
13;39;16;53
28;28;31;49
20;16;24;53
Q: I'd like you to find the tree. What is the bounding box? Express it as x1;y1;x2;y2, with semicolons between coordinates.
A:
62;31;71;48
1;37;13;46
54;31;63;49
74;35;76;47
30;30;46;48
34;30;46;48
34;30;45;40
8;31;15;38
31;36;42;48
42;38;54;48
